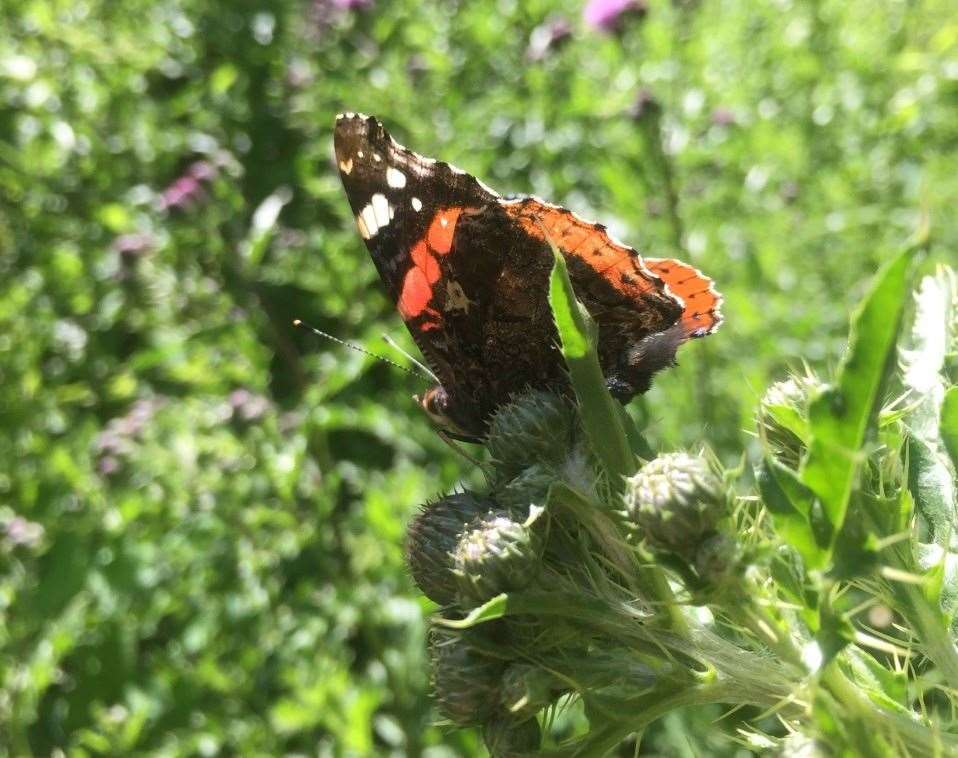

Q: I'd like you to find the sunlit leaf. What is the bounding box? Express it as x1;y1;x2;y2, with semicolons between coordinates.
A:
758;458;828;570
942;387;958;471
802;248;915;541
548;247;633;487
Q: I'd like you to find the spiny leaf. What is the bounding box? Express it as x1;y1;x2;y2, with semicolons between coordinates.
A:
436;594;509;628
802;247;915;543
548;247;633;488
758;458;828;571
943;387;958;472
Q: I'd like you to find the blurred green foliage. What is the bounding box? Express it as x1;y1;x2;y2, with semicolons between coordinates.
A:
1;0;956;753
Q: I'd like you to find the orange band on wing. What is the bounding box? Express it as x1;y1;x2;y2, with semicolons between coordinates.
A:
426;208;462;255
644;258;723;336
501;200;662;299
398;267;433;319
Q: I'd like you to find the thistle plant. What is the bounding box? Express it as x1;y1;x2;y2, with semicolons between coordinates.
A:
404;241;958;755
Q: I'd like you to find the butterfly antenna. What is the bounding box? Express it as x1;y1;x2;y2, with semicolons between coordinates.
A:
382;333;439;383
293;319;424;379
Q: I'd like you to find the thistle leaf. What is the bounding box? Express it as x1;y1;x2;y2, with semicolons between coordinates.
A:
437;593;509;629
900;266;958;544
758;457;828;571
802;247;915;544
942;387;958;472
548;247;633;488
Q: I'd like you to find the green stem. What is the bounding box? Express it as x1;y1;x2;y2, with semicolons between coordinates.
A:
890;553;958;692
645;565;690;638
819;664;895;758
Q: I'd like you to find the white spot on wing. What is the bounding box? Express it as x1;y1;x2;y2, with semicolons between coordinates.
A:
411;197;423;211
386;167;407;188
356;214;371;239
371;193;391;228
339;158;353;175
373;153;382;162
361;204;378;237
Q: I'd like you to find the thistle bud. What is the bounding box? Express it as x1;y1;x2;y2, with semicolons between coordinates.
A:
499;663;562;720
454;510;543;607
482;716;542;757
487;391;576;479
429;627;506;726
757;374;824;469
406;492;498;605
623;452;725;559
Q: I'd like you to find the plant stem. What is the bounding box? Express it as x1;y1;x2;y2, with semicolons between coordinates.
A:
890;554;958;692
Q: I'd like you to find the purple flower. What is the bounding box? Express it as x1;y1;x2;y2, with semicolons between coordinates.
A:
711;107;737;127
229;389;271;421
98;455;121;476
583;0;647;33
188;160;216;182
113;233;154;257
6;516;44;548
527;16;573;61
158;160;218;211
627;88;661;121
307;0;373;37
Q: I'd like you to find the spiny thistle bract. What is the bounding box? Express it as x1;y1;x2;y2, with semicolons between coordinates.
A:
453;509;543;607
498;663;563;721
428;627;506;727
405;492;498;605
622;452;725;560
756;372;825;469
486;390;577;479
482;715;542;757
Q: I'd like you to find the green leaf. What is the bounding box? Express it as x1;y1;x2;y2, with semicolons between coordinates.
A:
906;432;957;546
770;545;821;632
802;248;914;542
758;458;828;570
436;594;508;628
548;247;633;487
901;268;956;438
943;387;958;471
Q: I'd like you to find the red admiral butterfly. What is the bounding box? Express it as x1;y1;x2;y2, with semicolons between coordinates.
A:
334;113;722;441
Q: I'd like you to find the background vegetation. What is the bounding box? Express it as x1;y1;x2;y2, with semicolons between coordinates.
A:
2;0;956;753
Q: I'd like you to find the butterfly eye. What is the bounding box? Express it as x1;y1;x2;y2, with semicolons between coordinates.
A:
419;386;449;421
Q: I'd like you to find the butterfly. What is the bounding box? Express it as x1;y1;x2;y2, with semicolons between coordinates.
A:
334;113;722;441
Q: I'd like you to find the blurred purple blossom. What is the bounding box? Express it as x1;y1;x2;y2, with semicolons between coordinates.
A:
158;160;219;211
527;16;573;61
583;0;647;33
98;455;121;476
628;88;661;121
113;233;154;257
5;516;44;549
229;389;272;422
711;107;737;127
308;0;372;34
95;398;163;474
